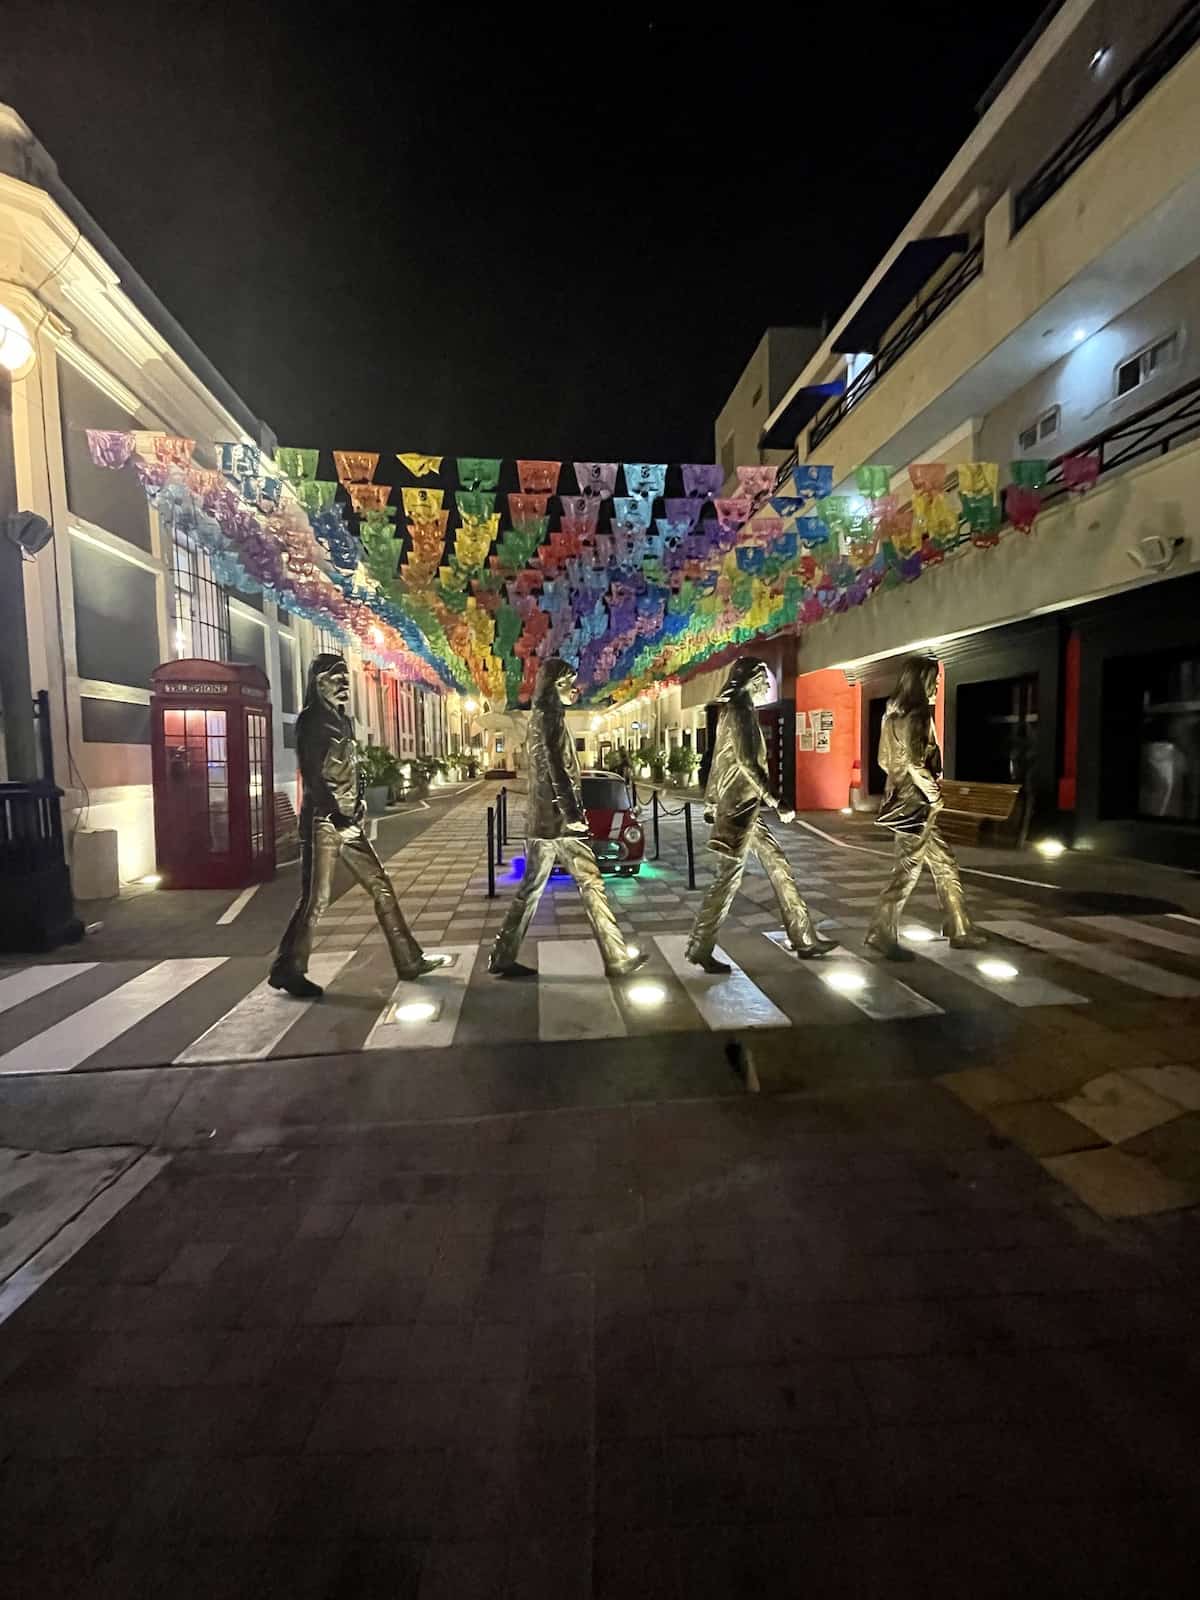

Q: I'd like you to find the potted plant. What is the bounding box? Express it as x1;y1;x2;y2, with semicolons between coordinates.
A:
667;743;698;788
410;755;446;796
357;742;402;814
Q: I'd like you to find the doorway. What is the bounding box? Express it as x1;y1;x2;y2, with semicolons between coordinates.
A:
956;674;1038;786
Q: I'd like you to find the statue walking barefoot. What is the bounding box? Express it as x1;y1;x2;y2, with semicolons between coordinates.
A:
489;657;648;980
686;656;836;974
864;655;986;960
270;653;444;998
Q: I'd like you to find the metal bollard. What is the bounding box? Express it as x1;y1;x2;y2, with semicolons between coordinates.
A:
683;802;696;890
486;806;496;898
652;789;660;860
500;785;509;846
495;790;504;867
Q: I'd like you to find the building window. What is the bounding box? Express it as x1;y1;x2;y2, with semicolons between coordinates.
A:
1017;405;1061;453
575;737;586;753
846;352;873;386
719;432;736;482
71;534;161;690
171;532;230;662
1115;332;1179;398
57;358;152;552
278;632;298;715
229;604;267;675
751;385;763;408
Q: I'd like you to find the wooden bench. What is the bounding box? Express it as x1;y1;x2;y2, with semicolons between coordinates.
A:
937;780;1022;847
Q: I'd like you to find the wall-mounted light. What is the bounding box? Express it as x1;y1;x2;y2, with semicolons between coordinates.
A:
1089;46;1109;73
0;305;35;375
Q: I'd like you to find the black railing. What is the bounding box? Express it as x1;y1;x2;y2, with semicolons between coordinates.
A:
1036;373;1200;512
1014;0;1200;232
0;781;68;875
808;241;984;453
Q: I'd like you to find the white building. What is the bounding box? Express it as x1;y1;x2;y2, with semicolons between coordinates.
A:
0;106;445;892
721;0;1200;866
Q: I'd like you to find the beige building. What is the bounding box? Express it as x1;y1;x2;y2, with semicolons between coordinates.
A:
0;106;445;893
731;0;1200;867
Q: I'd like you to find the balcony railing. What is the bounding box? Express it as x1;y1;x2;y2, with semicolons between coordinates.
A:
807;241;983;453
1013;0;1200;232
1036;372;1200;511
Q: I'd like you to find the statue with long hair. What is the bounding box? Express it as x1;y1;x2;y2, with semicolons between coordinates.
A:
865;654;986;959
489;657;648;979
685;656;836;973
270;653;443;998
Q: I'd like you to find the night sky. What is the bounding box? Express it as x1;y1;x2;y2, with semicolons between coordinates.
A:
4;3;1050;465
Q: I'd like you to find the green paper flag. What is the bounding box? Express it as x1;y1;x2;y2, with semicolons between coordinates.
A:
276;447;320;482
854;464;894;498
457;457;502;491
1010;459;1048;489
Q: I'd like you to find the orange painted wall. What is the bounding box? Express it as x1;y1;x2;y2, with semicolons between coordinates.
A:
794;668;859;811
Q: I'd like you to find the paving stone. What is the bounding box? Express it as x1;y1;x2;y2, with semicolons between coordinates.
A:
984;1100;1107;1158
1041;1146;1200;1218
1057;1071;1184;1144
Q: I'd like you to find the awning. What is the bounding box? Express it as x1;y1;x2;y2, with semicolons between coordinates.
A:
831;234;969;354
759;381;845;450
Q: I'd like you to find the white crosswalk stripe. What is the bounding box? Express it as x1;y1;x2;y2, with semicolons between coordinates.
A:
0;959;225;1076
175;951;354;1064
655;934;789;1030
762;931;943;1021
364;946;476;1050
911;926;1090;1007
537;941;628;1041
1073;915;1200;959
0;963;96;1017
981;919;1200;999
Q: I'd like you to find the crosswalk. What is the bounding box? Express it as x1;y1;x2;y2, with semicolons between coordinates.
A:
0;911;1198;1073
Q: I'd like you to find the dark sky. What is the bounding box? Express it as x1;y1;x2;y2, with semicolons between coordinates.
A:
4;2;1049;466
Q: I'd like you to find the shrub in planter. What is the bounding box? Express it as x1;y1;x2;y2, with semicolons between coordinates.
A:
357;742;403;812
667;744;699;787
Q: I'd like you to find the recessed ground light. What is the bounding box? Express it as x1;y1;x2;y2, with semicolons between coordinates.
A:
822;966;868;995
392;1000;438;1024
977;959;1018;981
902;925;936;943
624;945;640;960
626;981;667;1009
840;806;853;815
1036;838;1066;858
138;873;162;887
1072;327;1087;343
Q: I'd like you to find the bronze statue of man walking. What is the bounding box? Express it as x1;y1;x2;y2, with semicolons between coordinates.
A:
865;654;986;960
686;656;836;973
270;653;443;998
490;657;649;979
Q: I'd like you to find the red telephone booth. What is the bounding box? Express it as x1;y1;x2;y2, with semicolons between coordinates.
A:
150;660;275;889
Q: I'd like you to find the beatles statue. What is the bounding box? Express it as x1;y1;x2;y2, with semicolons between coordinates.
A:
490;657;649;979
270;654;444;998
686;656;837;973
865;654;986;959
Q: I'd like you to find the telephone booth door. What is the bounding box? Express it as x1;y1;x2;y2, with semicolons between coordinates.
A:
150;660;275;890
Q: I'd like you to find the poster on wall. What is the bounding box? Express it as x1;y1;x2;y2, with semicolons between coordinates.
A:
799;729;815;751
819;710;835;732
808;711;823;729
815;729;832;753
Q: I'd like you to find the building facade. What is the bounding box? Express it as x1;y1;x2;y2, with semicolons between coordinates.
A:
744;0;1200;867
0;106;442;893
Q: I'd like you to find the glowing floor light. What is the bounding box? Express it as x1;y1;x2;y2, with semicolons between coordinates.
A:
138;873;162;888
392;999;438;1024
624;945;640;960
1035;838;1066;858
821;965;868;995
902;924;936;943
977;959;1018;981
626;981;667;1009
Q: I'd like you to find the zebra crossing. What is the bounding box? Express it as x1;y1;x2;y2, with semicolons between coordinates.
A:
1;908;1199;1073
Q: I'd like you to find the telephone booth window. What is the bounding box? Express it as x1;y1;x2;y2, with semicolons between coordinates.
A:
247;710;268;859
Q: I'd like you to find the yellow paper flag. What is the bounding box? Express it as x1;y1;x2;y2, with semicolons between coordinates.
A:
397;453;443;478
